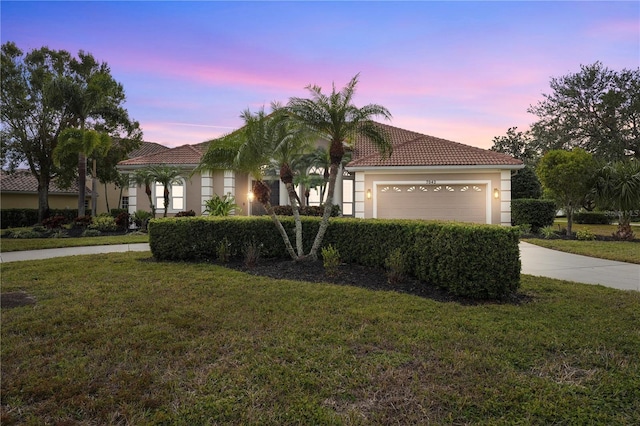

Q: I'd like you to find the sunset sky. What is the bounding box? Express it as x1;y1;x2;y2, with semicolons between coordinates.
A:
2;1;638;150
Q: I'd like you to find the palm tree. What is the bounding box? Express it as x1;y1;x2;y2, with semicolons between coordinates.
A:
148;165;183;217
593;160;640;240
197;105;313;260
53;128;111;216
286;73;393;259
131;167;156;217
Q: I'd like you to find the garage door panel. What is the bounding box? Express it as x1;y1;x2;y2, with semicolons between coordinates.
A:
376;184;487;223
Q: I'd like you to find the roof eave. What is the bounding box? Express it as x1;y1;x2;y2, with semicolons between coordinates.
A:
345;164;525;172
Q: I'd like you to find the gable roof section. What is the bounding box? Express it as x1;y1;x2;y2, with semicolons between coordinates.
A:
128;141;170;158
1;169;91;194
348;122;523;168
118;144;205;167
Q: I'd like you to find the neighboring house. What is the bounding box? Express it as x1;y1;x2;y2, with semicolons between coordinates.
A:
0;169;92;211
0;142;170;216
118;122;524;225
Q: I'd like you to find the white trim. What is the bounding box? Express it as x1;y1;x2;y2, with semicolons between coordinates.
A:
347;164;524;173
223;170;235;197
128;182;137;215
201;170;214;215
372;180;492;224
354;173;365;218
500;170;512;226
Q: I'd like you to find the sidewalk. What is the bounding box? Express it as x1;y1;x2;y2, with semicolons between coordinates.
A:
0;243;150;263
1;242;638;292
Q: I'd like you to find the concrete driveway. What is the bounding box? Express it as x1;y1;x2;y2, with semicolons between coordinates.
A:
519;242;640;291
1;242;638;292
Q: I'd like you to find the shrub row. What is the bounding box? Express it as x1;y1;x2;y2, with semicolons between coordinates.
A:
574;211;613;224
1;209;80;229
149;217;520;299
511;199;556;232
272;205;341;217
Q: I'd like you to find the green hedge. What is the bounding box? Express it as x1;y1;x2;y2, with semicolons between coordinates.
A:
1;209;80;229
574;211;613;224
511;199;556;231
149;217;521;299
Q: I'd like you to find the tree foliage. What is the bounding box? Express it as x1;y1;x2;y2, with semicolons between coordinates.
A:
511;166;542;200
529;62;640;161
536;148;598;235
592;160;640;240
0;42;141;221
490;126;538;165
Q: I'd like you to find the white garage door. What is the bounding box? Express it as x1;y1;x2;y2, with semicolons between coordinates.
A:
376;184;488;223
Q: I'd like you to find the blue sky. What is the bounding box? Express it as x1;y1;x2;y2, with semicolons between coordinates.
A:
2;1;638;149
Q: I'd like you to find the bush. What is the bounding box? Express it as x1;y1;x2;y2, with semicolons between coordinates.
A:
216;237;232;263
512;166;542;199
574;211;612;224
42;215;67;229
175;210;196;217
576;228;597;241
114;211;130;230
4;229;41;239
204;195;240;216
539;226;557;239
88;215;117;232
1;209;79;229
148;217;521;299
385;248;407;285
133;210;153;230
321;245;341;277
243;240;262;268
82;229;102;237
511;199;556;232
110;208;128;218
74;215;93;228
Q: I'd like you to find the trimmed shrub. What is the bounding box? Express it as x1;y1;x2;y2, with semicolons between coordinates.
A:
175;210;196;217
149;217;521;299
272;205;340;217
110;208;128;218
88;215;117;232
511;199;556;232
1;209;79;229
574;211;612;225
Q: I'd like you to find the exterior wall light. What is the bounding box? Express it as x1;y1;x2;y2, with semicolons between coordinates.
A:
493;188;500;199
366;189;372;200
248;191;255;202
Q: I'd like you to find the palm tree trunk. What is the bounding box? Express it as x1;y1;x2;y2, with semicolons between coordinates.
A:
285;181;305;257
104;182;111;212
78;153;87;217
91;159;98;216
308;162;339;260
263;200;297;260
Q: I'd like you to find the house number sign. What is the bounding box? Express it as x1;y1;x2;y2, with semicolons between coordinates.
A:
425;180;437;185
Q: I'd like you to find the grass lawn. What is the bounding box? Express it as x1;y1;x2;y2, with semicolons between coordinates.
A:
2;252;639;425
0;233;149;252
523;221;640;264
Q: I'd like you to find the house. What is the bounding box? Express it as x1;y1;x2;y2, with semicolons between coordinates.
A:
0;169;92;210
117;122;523;225
0;142;170;215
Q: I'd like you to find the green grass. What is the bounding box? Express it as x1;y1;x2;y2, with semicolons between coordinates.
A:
523;220;640;264
523;239;640;264
0;233;148;252
2;253;639;425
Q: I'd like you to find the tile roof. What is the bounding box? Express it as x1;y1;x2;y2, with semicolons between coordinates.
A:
118;144;206;167
1;169;91;194
347;122;523;168
127;141;170;158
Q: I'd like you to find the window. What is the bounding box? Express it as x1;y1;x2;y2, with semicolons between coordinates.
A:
155;179;185;213
121;196;129;210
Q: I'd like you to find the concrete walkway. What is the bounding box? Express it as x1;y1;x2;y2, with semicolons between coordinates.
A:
0;243;150;263
1;242;639;292
519;242;640;291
